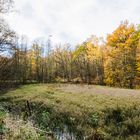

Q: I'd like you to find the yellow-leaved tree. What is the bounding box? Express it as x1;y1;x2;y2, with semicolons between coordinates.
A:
73;35;104;84
104;21;140;88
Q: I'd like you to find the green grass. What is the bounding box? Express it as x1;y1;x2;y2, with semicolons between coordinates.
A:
1;84;140;115
0;84;140;139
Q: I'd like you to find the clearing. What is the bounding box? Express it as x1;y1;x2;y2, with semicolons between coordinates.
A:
0;84;140;140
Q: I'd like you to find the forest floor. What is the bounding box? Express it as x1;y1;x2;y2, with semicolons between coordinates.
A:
0;84;140;139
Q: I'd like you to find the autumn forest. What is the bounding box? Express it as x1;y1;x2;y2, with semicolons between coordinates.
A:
0;1;140;89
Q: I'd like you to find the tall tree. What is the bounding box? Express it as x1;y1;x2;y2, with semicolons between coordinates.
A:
104;22;139;88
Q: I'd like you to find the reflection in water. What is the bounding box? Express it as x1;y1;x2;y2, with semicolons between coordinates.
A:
55;126;76;140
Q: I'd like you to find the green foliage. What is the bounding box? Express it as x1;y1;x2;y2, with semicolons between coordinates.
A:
90;112;99;128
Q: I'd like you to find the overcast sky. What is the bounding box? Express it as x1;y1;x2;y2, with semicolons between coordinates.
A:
4;0;140;45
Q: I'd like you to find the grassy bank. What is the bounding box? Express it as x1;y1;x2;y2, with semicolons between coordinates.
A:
0;84;140;139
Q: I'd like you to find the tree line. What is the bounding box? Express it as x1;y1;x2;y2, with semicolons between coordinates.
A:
0;0;140;89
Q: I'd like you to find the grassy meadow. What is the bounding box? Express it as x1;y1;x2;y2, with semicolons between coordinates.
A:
0;84;140;139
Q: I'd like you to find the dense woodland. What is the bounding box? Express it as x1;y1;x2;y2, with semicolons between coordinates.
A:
0;0;140;89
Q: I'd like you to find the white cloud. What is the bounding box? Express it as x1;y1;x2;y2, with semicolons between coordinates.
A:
4;0;140;46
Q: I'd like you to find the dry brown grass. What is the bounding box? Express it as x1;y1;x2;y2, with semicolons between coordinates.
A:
57;84;140;97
